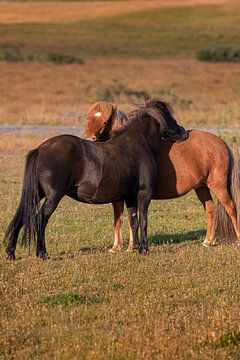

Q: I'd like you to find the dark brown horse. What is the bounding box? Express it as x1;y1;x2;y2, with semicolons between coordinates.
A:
84;101;240;252
4;99;187;259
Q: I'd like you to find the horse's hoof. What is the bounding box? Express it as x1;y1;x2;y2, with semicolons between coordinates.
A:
37;253;50;260
202;242;210;247
138;246;149;254
108;247;122;254
126;247;134;253
202;240;216;247
234;241;240;247
6;252;15;260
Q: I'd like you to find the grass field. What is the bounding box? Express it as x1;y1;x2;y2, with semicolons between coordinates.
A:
0;134;240;359
0;0;239;125
1;58;240;127
0;1;240;359
1;5;240;59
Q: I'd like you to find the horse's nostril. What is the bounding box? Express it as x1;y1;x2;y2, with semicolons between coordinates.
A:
92;136;97;141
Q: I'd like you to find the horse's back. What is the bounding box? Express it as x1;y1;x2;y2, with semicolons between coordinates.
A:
170;130;229;169
37;135;83;167
35;134;140;204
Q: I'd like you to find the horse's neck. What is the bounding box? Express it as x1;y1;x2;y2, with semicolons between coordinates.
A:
139;118;161;152
121;117;160;151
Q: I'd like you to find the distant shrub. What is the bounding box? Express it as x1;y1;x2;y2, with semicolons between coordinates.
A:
1;51;23;62
197;47;240;63
97;81;149;101
0;49;84;64
47;52;84;65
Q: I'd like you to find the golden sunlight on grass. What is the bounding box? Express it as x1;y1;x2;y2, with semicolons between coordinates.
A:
0;58;239;128
0;0;231;24
0;1;240;357
0;133;240;359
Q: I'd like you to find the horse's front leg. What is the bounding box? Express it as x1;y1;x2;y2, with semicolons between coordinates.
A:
109;200;124;253
138;190;152;254
125;199;139;252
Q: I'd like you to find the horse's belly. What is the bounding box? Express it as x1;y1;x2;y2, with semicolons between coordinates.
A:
76;182;99;203
93;182;127;203
153;163;204;199
76;181;127;204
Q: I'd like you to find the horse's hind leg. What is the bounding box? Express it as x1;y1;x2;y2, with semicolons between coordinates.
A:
126;212;134;252
37;194;63;259
109;200;134;253
194;186;216;246
138;191;152;254
109;201;124;253
209;182;240;243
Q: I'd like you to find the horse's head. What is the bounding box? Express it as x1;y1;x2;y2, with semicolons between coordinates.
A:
83;101;117;141
136;99;188;142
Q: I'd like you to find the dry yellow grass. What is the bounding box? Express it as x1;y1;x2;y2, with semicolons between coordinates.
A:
0;0;232;24
0;133;240;359
0;2;240;358
0;58;239;128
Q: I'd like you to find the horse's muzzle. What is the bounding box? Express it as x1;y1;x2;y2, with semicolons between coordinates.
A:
83;134;97;141
173;125;188;141
166;126;188;142
179;126;189;140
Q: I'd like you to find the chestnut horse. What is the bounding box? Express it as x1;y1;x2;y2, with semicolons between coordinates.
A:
4;99;187;259
84;101;240;252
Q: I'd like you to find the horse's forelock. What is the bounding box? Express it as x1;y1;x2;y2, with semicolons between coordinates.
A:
88;101;113;119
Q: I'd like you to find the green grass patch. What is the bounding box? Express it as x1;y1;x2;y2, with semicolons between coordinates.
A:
213;328;240;349
197;47;240;62
39;293;102;307
0;6;239;59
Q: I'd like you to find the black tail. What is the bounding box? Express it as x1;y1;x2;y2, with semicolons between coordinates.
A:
4;148;41;247
214;147;240;243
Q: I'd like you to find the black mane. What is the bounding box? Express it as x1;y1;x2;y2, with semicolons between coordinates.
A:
129;98;174;123
110;98;174;139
